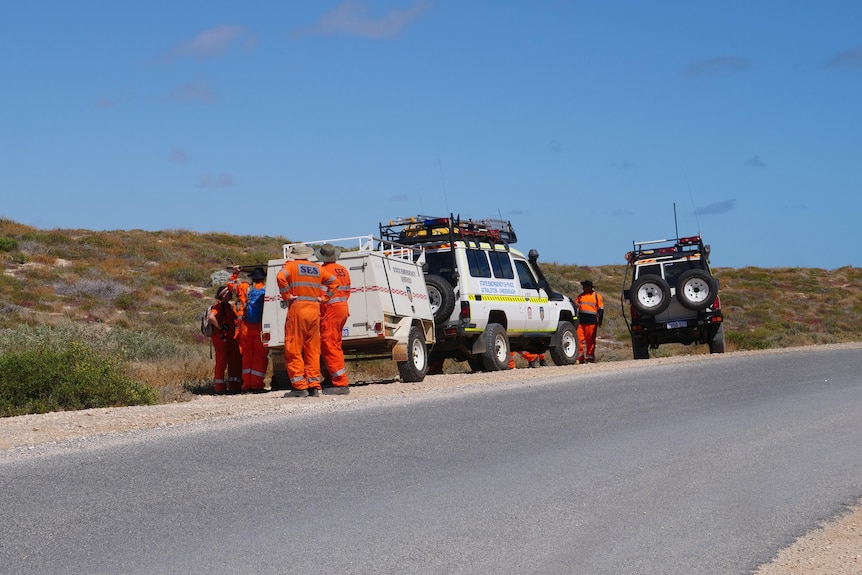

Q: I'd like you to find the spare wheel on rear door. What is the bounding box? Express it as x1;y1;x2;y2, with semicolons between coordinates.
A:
425;274;456;323
629;274;671;316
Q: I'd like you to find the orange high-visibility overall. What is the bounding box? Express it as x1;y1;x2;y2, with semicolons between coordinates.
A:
209;301;242;393
228;273;268;392
277;259;336;391
575;290;604;363
320;261;351;388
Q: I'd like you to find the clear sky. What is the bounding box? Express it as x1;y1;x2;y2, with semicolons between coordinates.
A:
2;1;860;269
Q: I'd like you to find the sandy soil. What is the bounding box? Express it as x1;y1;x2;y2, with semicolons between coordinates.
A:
2;345;860;573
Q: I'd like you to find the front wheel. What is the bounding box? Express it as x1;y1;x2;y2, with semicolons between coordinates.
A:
549;321;578;365
397;326;429;382
480;323;510;371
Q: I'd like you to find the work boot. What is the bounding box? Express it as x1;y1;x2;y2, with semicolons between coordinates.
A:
539;358;548;367
528;359;539;368
307;387;321;397
326;386;350;395
286;389;308;398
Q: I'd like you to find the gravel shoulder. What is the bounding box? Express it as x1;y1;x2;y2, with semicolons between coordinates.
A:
2;343;860;573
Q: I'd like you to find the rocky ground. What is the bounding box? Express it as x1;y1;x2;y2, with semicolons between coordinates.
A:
2;345;860;574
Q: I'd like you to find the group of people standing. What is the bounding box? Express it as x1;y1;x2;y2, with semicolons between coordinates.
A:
276;243;351;397
206;242;352;397
206;265;270;394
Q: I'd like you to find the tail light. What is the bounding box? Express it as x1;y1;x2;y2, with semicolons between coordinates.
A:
459;301;470;321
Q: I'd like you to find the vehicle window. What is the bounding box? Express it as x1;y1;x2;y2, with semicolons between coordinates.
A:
424;251;457;284
488;250;514;279
514;259;538;290
466;248;491;278
662;260;697;287
635;264;662;280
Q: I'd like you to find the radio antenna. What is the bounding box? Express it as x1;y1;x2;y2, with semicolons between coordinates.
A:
673;203;679;239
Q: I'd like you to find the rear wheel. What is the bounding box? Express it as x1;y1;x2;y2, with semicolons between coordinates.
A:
630;275;671;316
397;326;428;382
425;274;456;324
549;321;578;365
632;335;650;359
481;323;510;371
709;324;726;354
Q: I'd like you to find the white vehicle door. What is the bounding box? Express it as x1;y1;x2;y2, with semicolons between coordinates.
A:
513;257;548;333
478;246;526;333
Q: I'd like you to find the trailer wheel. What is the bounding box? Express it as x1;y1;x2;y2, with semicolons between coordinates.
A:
425;274;456;324
549;321;578;365
397;326;429;382
481;323;510;371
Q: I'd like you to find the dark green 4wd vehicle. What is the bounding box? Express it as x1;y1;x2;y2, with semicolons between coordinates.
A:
622;235;725;359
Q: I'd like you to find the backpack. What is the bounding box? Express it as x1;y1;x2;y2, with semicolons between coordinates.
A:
200;305;214;337
244;284;265;324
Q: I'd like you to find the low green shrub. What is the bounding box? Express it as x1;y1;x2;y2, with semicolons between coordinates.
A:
0;341;157;417
0;237;18;252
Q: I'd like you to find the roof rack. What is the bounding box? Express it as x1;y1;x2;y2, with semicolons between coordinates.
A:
625;234;710;264
379;214;518;246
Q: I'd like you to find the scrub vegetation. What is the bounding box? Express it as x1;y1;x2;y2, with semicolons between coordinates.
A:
1;217;860;416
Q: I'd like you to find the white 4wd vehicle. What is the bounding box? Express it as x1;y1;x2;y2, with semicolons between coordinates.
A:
622;235;725;359
260;236;435;385
379;215;579;371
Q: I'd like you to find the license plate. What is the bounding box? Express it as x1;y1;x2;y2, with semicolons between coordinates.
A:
666;321;686;329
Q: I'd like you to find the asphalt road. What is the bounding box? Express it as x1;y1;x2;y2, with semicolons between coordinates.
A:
2;347;861;575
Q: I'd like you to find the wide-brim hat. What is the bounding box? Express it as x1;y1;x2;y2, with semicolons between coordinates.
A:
580;280;594;288
290;243;315;260
249;267;267;281
316;243;341;263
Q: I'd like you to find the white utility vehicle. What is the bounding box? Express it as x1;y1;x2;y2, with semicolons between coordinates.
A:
260;235;435;386
379;215;579;371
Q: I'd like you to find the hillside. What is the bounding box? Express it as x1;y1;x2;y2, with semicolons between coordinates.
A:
1;217;860;403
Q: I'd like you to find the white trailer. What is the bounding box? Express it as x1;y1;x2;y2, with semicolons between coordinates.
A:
260;235;435;386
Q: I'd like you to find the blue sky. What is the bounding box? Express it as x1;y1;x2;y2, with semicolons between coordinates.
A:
2;1;860;269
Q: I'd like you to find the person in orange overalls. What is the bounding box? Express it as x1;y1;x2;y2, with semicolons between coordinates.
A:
276;244;336;398
575;280;604;363
228;266;269;393
317;243;351;395
508;351;547;369
207;285;242;394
